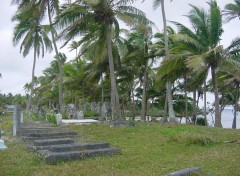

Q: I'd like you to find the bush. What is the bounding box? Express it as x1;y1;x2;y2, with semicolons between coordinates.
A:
84;110;99;118
46;113;56;124
196;117;207;126
169;132;216;146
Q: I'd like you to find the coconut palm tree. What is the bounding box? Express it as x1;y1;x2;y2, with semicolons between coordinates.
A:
56;0;150;120
122;27;153;121
218;37;240;129
223;0;240;22
12;3;52;113
147;0;177;122
171;1;224;127
12;0;64;112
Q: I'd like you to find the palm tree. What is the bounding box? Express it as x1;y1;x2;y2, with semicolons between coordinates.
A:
218;37;240;129
171;1;224;127
123;27;154;121
12;0;64;112
69;41;79;59
149;0;177;122
223;0;240;22
12;3;52;113
56;0;150;120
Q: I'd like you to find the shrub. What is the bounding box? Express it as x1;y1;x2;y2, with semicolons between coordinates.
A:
169;132;216;146
196;117;207;126
84;110;99;118
46;113;56;124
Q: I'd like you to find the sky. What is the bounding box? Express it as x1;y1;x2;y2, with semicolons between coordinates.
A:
0;0;238;99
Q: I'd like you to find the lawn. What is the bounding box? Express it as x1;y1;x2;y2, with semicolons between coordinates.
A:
0;113;239;176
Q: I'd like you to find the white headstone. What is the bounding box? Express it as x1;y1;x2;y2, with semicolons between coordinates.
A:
76;111;84;119
0;139;7;150
55;113;62;125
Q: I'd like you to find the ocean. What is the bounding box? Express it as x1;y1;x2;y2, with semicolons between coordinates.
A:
206;108;240;129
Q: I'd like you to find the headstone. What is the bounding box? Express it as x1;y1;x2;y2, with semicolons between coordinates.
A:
90;102;97;111
13;105;21;136
76;111;84;119
0;139;7;150
55;114;62;125
21;112;23;123
96;103;102;114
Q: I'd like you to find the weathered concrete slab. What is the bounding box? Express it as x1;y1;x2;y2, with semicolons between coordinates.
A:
38;147;120;164
61;119;99;125
164;167;202;176
22;131;79;140
34;138;74;146
18;128;56;136
49;142;110;152
28;142;110;152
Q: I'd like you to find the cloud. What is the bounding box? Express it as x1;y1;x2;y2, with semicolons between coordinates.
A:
0;0;238;97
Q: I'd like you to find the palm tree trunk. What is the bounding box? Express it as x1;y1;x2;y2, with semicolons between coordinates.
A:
100;74;104;120
204;81;207;126
131;86;136;121
211;66;222;127
184;76;189;123
47;1;64;113
192;90;197;124
160;0;176;121
105;23;122;121
28;47;37;113
141;64;147;121
232;83;239;129
163;93;168;122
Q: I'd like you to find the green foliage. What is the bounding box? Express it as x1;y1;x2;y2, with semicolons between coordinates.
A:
84;110;99;118
196;117;207;126
46;113;56;124
168;132;217;146
27;113;45;121
147;107;164;117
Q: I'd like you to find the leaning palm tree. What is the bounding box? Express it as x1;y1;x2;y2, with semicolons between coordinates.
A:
56;0;151;120
12;3;52;113
223;0;240;22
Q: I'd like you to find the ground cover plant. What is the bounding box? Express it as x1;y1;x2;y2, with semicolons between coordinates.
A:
0;113;240;176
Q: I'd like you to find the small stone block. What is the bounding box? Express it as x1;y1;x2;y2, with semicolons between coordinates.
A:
164;167;202;176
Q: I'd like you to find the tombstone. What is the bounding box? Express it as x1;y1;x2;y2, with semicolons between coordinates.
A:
13;105;21;136
76;111;84;119
96;102;102;114
90;102;97;111
0;130;7;150
0;139;7;150
21;112;23;123
55;113;62;125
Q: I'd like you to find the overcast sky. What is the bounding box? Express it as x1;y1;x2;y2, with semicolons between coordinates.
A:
0;0;238;96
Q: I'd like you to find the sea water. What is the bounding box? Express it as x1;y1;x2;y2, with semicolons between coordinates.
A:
206;108;240;129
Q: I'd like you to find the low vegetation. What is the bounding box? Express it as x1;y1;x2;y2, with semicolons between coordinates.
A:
0;113;239;175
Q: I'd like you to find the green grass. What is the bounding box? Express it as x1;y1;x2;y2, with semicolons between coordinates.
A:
0;114;240;176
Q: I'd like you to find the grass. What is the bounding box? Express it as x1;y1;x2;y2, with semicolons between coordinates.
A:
0;113;240;176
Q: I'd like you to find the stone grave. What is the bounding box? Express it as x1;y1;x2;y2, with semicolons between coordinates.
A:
20;126;120;164
13;105;120;164
0;130;7;150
